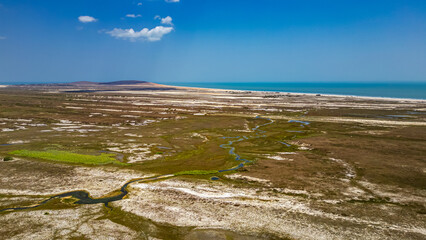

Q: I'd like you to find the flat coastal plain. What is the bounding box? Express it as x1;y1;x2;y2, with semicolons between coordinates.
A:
0;81;425;240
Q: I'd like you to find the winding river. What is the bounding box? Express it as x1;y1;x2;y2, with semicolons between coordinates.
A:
0;116;307;213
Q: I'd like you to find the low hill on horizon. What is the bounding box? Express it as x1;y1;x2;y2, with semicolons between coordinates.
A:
67;80;150;86
100;80;149;85
7;80;177;92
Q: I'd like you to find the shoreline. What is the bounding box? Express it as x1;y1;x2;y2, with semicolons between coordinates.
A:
168;83;426;102
2;82;426;102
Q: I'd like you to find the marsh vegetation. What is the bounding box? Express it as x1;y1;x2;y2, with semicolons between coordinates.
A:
0;83;425;239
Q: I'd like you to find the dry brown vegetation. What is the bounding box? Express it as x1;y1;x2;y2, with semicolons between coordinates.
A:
0;83;425;239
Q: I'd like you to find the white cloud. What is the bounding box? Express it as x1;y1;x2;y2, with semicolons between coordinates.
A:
78;16;97;23
126;14;142;18
137;2;142;6
0;36;6;40
106;26;174;42
161;16;173;25
165;0;180;2
154;15;161;20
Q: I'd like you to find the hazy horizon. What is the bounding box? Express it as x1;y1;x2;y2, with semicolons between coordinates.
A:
2;80;426;85
2;80;425;99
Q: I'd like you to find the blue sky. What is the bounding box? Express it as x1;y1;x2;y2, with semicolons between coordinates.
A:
0;0;426;84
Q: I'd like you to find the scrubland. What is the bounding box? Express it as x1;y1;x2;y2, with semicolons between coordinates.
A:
0;83;425;239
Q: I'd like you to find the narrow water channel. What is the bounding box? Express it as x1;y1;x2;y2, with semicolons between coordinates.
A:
0;116;308;213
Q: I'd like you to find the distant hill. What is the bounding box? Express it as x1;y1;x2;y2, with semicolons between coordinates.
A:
15;80;177;92
67;80;150;86
67;81;98;85
100;80;149;85
11;80;177;92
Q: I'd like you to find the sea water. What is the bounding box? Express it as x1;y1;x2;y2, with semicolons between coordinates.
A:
165;82;426;100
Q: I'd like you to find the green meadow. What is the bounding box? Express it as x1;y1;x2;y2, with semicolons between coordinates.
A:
9;150;127;166
174;170;219;176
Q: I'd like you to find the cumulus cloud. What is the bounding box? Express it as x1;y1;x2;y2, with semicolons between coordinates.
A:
78;16;97;23
165;0;180;2
161;16;173;25
155;16;173;25
137;2;142;6
106;26;174;42
126;14;142;18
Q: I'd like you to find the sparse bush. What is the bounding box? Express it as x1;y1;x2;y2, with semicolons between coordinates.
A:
3;156;13;161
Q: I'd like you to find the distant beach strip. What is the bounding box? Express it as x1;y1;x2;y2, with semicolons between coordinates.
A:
160;82;426;100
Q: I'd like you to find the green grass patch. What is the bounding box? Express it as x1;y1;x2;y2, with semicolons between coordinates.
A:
174;170;218;176
9;150;128;166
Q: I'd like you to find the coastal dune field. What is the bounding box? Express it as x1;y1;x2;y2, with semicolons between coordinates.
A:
0;82;425;240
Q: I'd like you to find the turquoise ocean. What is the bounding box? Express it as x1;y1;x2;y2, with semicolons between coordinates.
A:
2;82;425;100
162;82;426;100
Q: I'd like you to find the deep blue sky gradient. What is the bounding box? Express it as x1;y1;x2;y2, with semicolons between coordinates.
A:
0;0;426;83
